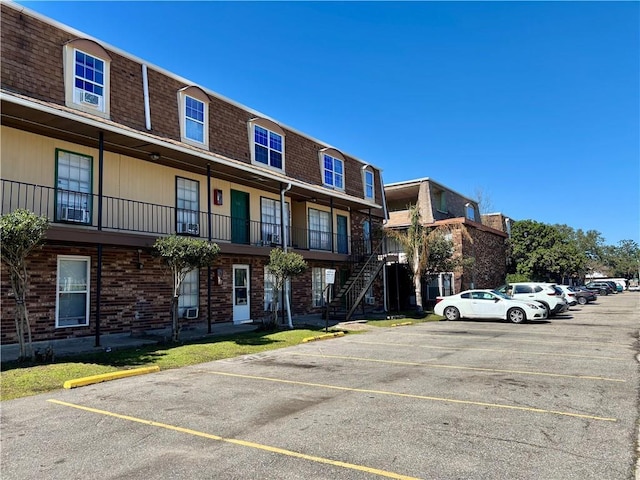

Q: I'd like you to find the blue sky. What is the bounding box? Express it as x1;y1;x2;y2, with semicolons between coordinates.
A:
16;1;640;246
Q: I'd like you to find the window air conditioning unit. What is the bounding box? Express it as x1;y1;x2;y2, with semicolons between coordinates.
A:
61;207;89;223
365;297;375;305
178;223;200;235
82;91;100;106
184;307;199;319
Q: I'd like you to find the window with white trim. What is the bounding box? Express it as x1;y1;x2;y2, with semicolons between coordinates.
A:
185;95;205;143
253;125;283;169
74;50;105;111
312;268;333;307
264;272;291;312
64;40;111;118
56;149;92;224
178;87;209;148
309;208;331;251
465;203;476;221
323;154;344;190
179;269;199;317
56;256;90;327
364;169;374;200
176;177;200;236
261;198;289;245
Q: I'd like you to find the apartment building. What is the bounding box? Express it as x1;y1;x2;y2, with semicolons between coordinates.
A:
0;2;386;344
384;177;508;310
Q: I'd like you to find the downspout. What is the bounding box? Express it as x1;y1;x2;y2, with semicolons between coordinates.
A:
95;131;104;347
207;163;212;333
280;183;293;328
142;64;151;130
378;169;390;313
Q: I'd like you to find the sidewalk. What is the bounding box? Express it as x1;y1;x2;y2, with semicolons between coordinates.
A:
0;314;370;363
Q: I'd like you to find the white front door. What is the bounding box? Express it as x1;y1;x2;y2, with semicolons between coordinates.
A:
233;265;251;324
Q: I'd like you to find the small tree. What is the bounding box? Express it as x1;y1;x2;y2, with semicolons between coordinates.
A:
265;248;307;329
386;205;453;312
0;209;49;361
153;235;220;342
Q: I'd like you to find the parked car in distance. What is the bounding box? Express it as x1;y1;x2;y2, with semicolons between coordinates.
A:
559;285;596;305
584;281;614;296
496;282;569;317
628;284;640;292
556;285;578;306
434;290;548;323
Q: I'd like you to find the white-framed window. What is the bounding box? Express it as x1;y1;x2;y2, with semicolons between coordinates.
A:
364;271;375;305
264;272;291;312
261;197;289;245
323;154;344;190
176;177;200;236
178;87;209;148
185;96;205;143
312;267;333;307
56;256;90;328
253;125;283;169
74;50;105;111
309;208;331;251
465;203;476;221
363;219;372;254
364;169;374;200
179;269;199;317
56;149;92;224
64;40;111;118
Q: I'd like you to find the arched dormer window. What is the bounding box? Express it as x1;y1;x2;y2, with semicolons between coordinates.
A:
63;39;112;118
178;86;210;148
362;166;375;200
319;148;345;191
248;118;285;171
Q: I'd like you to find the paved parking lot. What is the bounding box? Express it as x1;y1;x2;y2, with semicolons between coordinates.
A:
2;293;638;479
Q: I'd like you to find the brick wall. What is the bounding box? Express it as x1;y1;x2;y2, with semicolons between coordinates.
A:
451;224;507;292
2;241;382;344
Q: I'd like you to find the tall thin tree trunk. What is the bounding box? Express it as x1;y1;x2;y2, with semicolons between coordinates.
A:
171;295;179;342
413;249;423;312
10;269;33;361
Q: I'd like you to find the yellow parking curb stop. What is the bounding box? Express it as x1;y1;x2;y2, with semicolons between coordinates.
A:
391;321;414;327
63;366;160;389
302;331;346;343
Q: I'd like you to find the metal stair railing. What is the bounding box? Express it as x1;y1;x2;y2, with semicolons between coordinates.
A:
330;240;386;320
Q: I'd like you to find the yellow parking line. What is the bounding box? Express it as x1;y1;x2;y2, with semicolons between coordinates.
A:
204;371;617;422
289;352;625;383
349;340;627;361
400;332;630;349
47;399;421;480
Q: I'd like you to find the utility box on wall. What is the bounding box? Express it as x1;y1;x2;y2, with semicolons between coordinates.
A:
213;189;223;205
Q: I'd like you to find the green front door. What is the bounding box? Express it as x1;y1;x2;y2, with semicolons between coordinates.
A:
337;215;348;254
231;190;250;244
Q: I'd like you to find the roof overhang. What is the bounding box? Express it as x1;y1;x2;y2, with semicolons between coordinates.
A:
1;90;384;215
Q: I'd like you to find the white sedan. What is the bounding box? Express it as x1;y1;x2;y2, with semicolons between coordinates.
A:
434;289;548;324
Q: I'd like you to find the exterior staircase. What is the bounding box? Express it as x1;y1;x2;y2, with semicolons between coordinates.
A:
328;240;386;320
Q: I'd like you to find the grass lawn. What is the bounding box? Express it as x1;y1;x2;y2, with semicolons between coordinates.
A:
0;327;342;401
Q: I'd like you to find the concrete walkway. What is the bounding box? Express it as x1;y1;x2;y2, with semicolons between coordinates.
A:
0;314;371;363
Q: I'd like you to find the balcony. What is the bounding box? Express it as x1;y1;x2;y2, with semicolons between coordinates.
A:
1;179;357;254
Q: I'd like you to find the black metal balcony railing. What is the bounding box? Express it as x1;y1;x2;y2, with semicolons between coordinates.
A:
1;179;357;254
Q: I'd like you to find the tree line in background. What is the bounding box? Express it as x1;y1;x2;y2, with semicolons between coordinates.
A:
507;219;640;284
